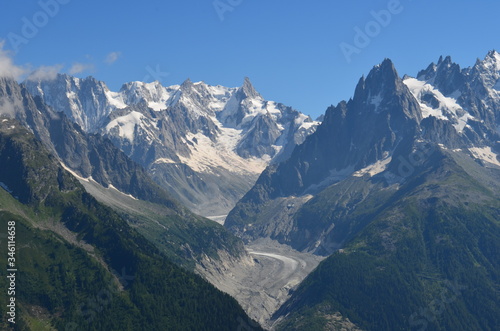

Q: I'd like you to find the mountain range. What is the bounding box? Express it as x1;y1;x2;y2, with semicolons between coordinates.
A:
226;51;500;252
1;50;499;330
24;75;319;216
225;51;500;329
0;116;261;330
0;73;318;329
0;76;248;272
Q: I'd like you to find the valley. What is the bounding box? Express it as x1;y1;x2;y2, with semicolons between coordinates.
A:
74;175;324;329
1;49;500;330
201;238;324;330
25;75;320;217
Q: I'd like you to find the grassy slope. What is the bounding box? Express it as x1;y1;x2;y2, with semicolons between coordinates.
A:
0;120;262;330
275;151;500;330
80;178;244;269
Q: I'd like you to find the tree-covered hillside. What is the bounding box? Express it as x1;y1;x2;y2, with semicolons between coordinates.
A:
0;118;262;330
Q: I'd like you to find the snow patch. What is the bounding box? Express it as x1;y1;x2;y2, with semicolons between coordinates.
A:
61;162;138;199
105;90;128;109
475;51;500;93
293;112;319;133
265;101;282;117
153;158;177;164
205;84;236;112
178;126;269;175
206;215;227;225
119;81;175;111
482;51;500;73
107;184;138;200
294;113;309;126
60;163;92;183
105;111;144;142
238;97;268;126
147;102;167;111
403;77;473;133
299;121;317;131
353;156;392;177
469;147;500;167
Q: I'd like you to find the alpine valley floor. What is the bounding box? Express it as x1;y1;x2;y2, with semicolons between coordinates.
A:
201;237;324;329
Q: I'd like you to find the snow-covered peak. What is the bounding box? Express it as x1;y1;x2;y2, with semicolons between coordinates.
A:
403;77;473;133
104;90;128;110
416;55;463;89
352;58;421;120
472;50;500;90
241;77;261;99
168;79;236;117
408;50;500;150
481;50;500;69
24;73;120;132
119;80;176;111
105;111;144;142
116;78;238;118
23;73;319;172
180;78;194;90
217;77;268;128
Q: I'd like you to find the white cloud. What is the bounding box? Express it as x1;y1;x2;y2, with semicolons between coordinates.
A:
0;41;25;79
0;98;22;118
105;51;121;64
25;64;63;81
68;62;94;75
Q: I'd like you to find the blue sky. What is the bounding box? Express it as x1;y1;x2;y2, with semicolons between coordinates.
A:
0;0;499;119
